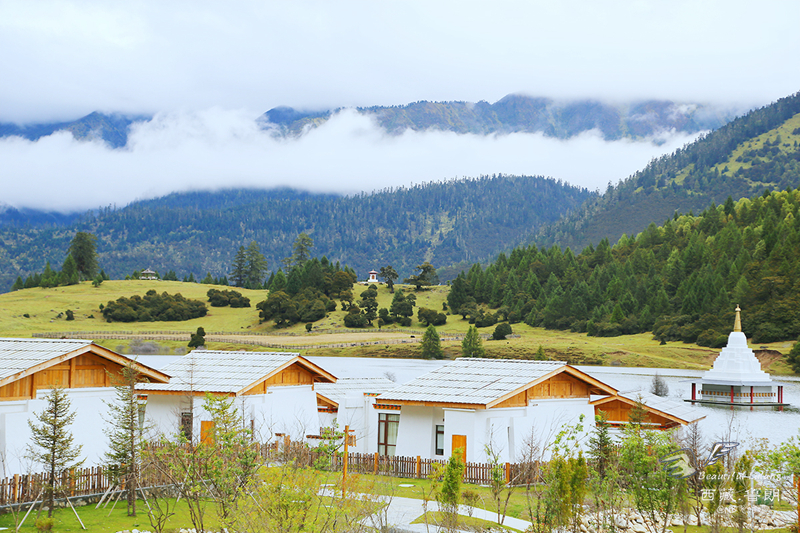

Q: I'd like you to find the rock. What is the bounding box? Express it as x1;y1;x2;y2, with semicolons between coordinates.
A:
671;517;683;526
631;522;648;533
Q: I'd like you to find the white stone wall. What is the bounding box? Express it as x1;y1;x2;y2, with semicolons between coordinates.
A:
143;385;322;444
0;387;115;477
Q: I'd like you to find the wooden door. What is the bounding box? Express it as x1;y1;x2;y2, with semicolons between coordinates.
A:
201;421;215;444
452;434;467;460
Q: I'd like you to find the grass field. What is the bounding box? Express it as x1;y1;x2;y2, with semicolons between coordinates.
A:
0;280;794;373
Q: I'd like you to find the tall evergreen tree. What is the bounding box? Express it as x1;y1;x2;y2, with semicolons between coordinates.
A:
461;325;485;358
244;241;268;289
104;363;144;516
26;387;83;517
68;231;98;280
230;246;247;287
421;324;443;359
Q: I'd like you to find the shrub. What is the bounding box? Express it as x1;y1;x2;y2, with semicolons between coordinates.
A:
65;310;74;321
492;322;512;340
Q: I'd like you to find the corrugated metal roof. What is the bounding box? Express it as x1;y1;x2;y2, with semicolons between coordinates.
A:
618;390;705;424
0;337;93;381
378;358;567;405
315;377;396;403
137;350;315;394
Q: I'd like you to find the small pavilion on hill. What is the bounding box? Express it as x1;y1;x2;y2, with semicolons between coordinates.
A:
687;306;787;407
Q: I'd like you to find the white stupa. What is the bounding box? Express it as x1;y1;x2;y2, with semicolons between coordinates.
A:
689;306;786;406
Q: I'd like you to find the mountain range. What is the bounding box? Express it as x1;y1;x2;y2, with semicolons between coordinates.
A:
1;91;799;294
0;94;741;150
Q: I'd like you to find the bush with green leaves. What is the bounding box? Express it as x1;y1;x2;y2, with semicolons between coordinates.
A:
492;322;512;340
102;290;208;322
207;288;251;308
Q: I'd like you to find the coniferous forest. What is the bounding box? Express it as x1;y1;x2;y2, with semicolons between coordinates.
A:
449;188;800;345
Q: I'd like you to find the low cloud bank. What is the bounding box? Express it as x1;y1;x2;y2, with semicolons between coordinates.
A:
1;108;702;212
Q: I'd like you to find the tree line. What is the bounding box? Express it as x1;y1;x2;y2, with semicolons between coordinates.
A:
448;187;800;345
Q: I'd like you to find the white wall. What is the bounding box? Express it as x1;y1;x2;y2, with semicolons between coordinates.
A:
395;405;437;458
143;385;322;444
389;398;596;463
0;387;115;477
512;398;596;461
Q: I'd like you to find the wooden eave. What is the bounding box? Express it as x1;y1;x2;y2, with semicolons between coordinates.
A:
316;393;338;409
237;355;337;396
0;343;170;389
375;399;486;410
486;365;617;409
590;394;700;426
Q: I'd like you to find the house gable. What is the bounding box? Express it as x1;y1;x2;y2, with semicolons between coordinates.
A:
489;366;618;408
592;396;684;429
0;343;169;401
241;359;335;396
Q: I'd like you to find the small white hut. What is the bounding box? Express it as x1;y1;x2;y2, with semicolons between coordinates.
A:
367;270;379;283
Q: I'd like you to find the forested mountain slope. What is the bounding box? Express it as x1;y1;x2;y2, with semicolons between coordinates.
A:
264;94;737;140
536;91;800;250
0;175;592;292
451;188;800;345
0;112;147;148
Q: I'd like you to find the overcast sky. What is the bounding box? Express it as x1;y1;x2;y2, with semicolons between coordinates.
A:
1;1;799;211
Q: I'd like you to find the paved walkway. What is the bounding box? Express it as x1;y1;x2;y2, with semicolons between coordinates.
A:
363;495;532;532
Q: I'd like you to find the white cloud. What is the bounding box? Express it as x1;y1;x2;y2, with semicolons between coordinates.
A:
0;108;702;212
1;1;798;123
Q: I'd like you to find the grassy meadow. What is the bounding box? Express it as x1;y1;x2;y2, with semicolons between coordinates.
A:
0;279;794;373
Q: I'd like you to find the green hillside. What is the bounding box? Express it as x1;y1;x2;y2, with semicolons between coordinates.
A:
536;91;800;251
0;175;593;292
455;187;800;350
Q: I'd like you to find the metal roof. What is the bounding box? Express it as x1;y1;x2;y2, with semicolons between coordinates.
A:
137;350;332;394
0;337;95;381
0;337;170;385
315;377;397;403
616;390;705;424
378;358;567;406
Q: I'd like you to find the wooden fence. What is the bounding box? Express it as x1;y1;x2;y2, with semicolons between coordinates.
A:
0;442;540;507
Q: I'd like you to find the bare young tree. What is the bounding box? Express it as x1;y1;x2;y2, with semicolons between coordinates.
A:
650;372;669;396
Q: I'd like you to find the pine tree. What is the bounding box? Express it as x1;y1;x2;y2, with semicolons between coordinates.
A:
421;324;443;359
787;339;800;374
68;231;98;280
26;387;83;517
104;363;145;516
244;241;268;289
230;246;247;287
461;326;485;358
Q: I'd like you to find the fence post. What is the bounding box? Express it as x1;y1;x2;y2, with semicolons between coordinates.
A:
416;456;421;478
505;462;511;484
12;474;19;503
374;452;379;475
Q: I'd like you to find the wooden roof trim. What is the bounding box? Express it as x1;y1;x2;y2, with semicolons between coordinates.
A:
486;364;617;409
0;343;170;388
591;394;697;425
376;399;485;410
138;389;234;398
316;393;338;409
238;355;337;396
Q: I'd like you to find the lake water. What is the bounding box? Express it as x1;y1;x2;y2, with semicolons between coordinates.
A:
306;356;800;447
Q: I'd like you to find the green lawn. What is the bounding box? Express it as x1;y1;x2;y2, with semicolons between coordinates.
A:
0;280;794;374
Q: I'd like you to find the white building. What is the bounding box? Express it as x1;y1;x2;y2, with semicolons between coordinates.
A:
138;350;337;443
0;338;169;476
375;358;703;463
314;377;396;453
690;306;786;406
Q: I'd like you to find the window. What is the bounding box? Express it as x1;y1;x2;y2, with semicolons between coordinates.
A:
435;425;444;456
180;412;193;442
377;413;400;456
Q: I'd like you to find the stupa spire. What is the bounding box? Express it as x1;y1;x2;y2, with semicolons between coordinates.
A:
733;305;742;332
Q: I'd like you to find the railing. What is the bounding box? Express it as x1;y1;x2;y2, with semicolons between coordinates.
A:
0;441;539;506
